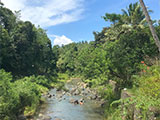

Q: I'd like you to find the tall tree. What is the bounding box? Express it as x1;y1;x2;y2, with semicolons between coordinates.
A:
121;2;145;25
103;3;146;26
139;0;160;52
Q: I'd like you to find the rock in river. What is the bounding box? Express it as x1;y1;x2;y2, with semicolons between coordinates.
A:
43;116;52;120
54;118;61;120
17;114;26;120
69;98;79;104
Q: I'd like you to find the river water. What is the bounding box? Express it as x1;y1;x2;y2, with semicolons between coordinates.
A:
33;79;105;120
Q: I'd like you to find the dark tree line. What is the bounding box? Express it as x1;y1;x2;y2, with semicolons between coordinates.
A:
0;3;56;77
0;3;58;119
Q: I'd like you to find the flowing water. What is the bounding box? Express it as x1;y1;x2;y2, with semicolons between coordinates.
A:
33;79;105;120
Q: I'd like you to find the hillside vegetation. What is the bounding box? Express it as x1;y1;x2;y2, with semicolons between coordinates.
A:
55;2;160;119
0;2;160;120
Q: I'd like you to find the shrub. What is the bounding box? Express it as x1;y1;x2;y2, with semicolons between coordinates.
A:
0;69;19;120
109;65;160;120
12;80;41;117
138;65;160;99
21;75;51;88
0;70;48;120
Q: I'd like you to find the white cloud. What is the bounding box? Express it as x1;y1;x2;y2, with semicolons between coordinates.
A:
1;0;85;27
49;35;73;46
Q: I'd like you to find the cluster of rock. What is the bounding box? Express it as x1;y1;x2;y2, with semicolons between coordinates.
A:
36;113;52;120
26;112;62;120
69;82;101;100
21;113;53;120
25;79;108;120
47;81;107;110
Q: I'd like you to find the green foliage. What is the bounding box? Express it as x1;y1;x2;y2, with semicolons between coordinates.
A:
52;73;69;91
54;2;160;120
0;5;56;77
137;65;160;99
0;70;18;120
0;4;16;32
109;65;160;120
110;95;160;120
21;75;51;88
57;73;69;81
1;2;159;120
103;13;121;25
121;2;145;25
0;5;58;119
103;2;146;26
97;85;115;102
56;3;158;89
56;43;79;74
56;25;158;89
0;69;50;120
12;80;41;116
104;27;158;87
83;47;108;80
57;42;110;85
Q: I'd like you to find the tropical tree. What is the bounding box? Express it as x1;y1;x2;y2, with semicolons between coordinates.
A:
121;2;145;25
102;13;121;25
0;3;16;33
139;0;160;53
103;2;146;26
0;4;56;76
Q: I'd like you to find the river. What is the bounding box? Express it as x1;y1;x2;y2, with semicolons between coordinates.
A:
32;79;106;120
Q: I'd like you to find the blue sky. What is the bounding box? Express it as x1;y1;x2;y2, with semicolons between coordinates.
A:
2;0;160;46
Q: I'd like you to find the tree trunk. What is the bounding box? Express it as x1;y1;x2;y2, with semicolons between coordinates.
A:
139;0;160;52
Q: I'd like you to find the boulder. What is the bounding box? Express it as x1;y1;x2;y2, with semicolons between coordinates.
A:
148;107;160;120
73;89;80;95
109;80;119;95
66;92;71;96
69;98;79;104
79;98;84;103
43;116;52;120
69;98;75;103
48;94;52;98
120;90;134;120
121;89;132;99
54;118;61;120
70;88;76;94
38;113;43;117
90;94;98;100
73;100;79;105
62;91;66;95
17;115;26;120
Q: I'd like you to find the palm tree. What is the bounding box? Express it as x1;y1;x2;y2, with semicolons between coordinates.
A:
103;2;147;26
139;0;160;52
121;2;145;25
